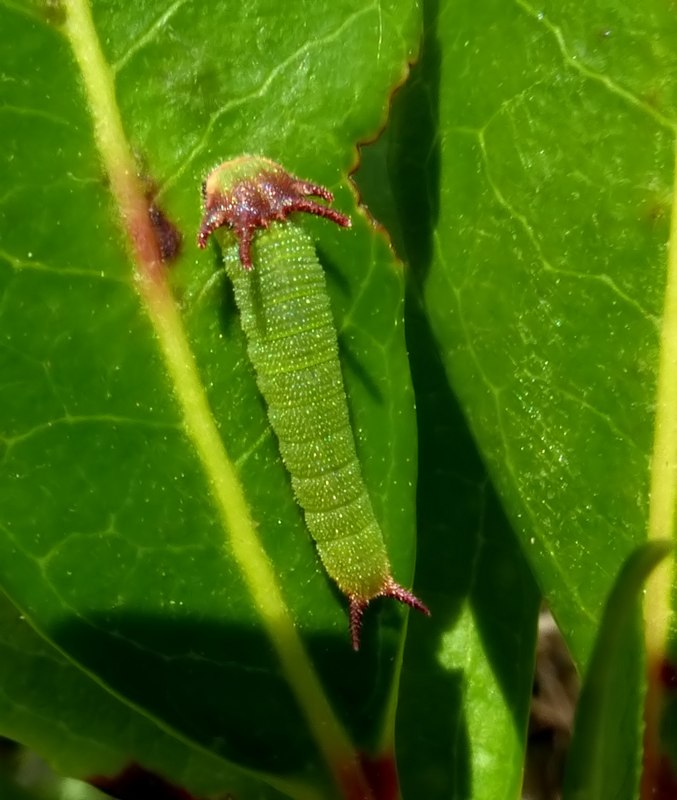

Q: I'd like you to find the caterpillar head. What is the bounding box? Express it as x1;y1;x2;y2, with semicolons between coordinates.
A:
197;156;351;269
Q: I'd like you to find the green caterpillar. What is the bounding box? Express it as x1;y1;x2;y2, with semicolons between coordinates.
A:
197;156;428;649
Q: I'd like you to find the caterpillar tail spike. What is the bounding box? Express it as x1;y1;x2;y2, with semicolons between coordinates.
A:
349;580;430;651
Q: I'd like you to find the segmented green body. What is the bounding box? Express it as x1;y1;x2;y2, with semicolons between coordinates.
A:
222;222;390;600
198;155;428;648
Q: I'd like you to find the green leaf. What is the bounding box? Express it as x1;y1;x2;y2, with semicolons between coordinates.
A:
356;4;541;797
0;774;40;800
0;1;421;795
356;0;677;795
394;297;540;799
0;750;129;800
563;541;671;800
386;0;675;674
0;589;287;798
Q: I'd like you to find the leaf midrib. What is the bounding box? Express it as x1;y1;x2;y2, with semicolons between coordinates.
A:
58;1;371;795
646;138;677;657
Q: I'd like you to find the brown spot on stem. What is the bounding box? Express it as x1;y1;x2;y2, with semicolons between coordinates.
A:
660;658;677;689
647;756;677;800
359;752;399;800
88;764;205;800
148;201;182;263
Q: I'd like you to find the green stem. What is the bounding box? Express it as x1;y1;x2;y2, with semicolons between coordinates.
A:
642;140;677;797
646;143;677;658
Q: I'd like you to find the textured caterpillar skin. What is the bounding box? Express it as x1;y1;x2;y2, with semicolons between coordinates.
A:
198;157;429;648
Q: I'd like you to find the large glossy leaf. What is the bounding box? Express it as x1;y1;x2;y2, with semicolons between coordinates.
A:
395;304;540;800
389;0;675;670
377;0;677;795
0;589;286;798
356;4;541;798
0;1;421;796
